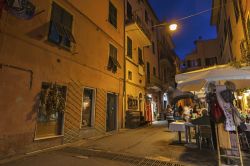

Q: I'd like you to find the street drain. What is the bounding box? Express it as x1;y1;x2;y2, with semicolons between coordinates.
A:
63;147;185;166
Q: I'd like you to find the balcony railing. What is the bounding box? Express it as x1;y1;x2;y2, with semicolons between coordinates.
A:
126;13;151;41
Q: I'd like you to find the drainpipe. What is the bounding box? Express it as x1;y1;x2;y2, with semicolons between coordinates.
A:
122;0;126;129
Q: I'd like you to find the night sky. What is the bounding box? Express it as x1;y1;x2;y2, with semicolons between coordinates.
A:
148;0;217;60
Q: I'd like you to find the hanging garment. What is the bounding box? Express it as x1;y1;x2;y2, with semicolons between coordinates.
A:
211;99;226;123
206;92;225;123
216;85;236;131
220;89;235;104
217;123;231;149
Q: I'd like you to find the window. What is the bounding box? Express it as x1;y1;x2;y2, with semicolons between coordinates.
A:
109;1;117;28
147;62;150;83
152;41;155;54
197;58;201;66
145;10;148;24
228;19;233;42
205;57;217;66
138;47;144;65
36;83;66;138
108;44;121;73
128;71;132;80
233;0;239;22
48;2;75;48
127;1;132;21
127;97;138;110
82;88;95;127
187;60;191;68
127;36;132;58
153;67;156;76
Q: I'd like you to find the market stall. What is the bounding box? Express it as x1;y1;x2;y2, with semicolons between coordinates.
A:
175;64;250;166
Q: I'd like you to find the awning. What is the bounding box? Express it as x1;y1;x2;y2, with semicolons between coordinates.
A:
176;65;250;91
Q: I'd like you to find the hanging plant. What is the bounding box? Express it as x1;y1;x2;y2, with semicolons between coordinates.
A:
38;83;66;120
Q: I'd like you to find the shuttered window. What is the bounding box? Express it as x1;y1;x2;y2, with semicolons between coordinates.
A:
108;44;121;73
48;2;75;48
109;1;117;28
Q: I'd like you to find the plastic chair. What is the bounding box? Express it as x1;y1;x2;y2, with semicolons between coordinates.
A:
198;125;214;150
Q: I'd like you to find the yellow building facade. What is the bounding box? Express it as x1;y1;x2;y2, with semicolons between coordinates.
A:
0;0;178;156
211;0;250;64
125;0;162;124
183;39;220;72
0;0;124;156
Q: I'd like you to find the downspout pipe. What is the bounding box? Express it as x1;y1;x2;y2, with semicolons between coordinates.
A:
122;0;126;128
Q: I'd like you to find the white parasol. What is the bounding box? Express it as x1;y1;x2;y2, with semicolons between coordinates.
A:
176;65;250;91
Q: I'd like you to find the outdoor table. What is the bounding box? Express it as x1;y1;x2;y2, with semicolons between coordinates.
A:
169;121;197;144
169;121;186;143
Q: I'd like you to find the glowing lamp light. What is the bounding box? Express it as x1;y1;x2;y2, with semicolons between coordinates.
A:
238;96;243;100
169;24;177;31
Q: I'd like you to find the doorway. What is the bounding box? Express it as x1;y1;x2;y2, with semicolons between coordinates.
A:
106;93;117;132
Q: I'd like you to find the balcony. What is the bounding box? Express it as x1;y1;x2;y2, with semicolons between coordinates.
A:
146;75;162;92
125;14;151;46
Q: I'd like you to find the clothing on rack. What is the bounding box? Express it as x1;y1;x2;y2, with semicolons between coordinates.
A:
216;85;236;131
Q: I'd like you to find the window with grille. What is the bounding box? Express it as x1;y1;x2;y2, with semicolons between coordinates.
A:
109;1;117;28
48;2;75;48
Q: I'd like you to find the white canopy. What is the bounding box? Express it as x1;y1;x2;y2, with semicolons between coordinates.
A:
176;65;250;91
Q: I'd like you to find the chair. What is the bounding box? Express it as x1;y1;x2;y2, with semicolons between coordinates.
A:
198;125;214;150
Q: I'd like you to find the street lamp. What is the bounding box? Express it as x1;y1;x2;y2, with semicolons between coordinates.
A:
169;23;178;31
